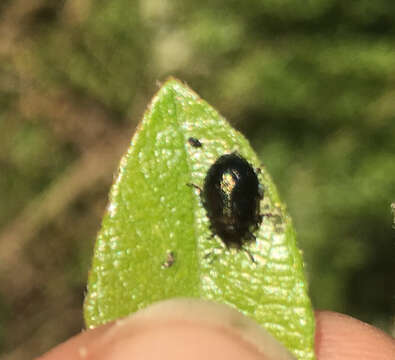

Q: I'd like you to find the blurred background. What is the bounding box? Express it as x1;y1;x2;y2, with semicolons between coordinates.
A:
0;0;394;358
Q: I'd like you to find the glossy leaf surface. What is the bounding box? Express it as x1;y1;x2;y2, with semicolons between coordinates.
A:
84;79;315;359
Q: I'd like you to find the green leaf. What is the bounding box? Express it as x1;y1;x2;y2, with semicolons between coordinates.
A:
84;78;315;360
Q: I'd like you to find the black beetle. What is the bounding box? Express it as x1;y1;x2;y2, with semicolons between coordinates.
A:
201;152;263;249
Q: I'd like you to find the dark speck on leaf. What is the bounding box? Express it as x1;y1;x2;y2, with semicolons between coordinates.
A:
188;137;202;148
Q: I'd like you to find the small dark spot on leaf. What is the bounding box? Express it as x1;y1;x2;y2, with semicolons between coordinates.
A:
162;251;175;268
188;137;202;148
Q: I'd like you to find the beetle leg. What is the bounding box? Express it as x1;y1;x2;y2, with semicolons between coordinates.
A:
203;246;223;264
260;212;274;219
243;247;256;263
203;251;216;264
186;182;202;194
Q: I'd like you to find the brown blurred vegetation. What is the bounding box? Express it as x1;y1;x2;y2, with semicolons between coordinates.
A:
0;0;394;358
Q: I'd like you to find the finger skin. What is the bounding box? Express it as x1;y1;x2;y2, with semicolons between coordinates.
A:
37;299;293;360
315;311;395;360
37;309;395;360
36;323;113;360
37;321;272;360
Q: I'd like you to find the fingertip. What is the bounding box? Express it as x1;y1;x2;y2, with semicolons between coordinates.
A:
38;299;295;360
36;322;113;360
315;311;395;360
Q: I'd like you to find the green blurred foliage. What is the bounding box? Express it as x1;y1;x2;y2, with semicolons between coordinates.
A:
0;0;394;357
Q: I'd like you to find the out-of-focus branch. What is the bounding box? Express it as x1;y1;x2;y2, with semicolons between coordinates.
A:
0;0;44;55
18;86;123;151
0;291;82;360
0;130;130;295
